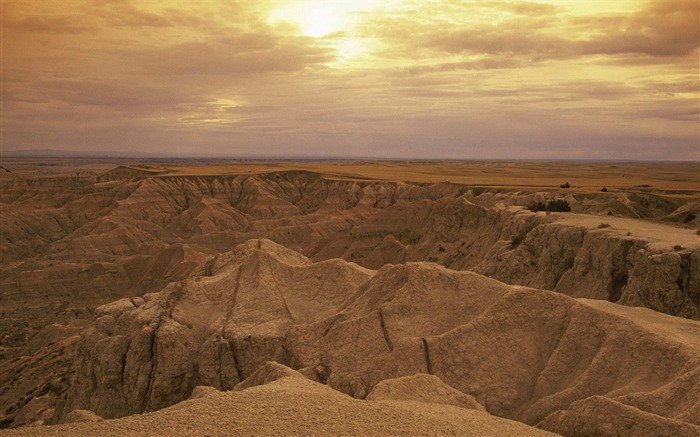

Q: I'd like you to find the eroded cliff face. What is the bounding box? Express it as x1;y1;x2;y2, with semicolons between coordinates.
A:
56;240;372;419
474;216;700;319
1;170;697;360
52;240;700;437
3;170;694;267
1;170;698;429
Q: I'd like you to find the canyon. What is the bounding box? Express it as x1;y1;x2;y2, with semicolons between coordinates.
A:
1;159;698;436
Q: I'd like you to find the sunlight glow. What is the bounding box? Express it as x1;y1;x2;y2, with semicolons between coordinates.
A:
267;0;387;64
268;1;354;37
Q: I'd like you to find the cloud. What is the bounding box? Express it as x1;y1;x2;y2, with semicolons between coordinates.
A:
571;0;699;57
134;34;334;77
1;2;96;34
362;0;699;66
32;79;208;108
423;26;563;56
1;0;336;124
496;1;558;16
1;0;697;160
85;0;253;30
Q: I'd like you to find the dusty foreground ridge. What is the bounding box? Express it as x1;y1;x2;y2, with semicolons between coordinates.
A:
6;239;694;437
2;364;561;437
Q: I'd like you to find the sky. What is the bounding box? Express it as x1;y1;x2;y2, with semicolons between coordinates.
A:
1;0;699;160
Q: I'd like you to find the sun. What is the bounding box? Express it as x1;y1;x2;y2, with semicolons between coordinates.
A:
267;0;383;37
297;3;347;37
267;1;387;64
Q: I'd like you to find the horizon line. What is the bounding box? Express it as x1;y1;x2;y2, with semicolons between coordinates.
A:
2;148;699;164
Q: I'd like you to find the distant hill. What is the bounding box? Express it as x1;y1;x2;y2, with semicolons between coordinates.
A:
2;149;158;158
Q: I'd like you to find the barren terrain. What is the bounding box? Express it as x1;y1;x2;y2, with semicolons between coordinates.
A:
1;158;698;436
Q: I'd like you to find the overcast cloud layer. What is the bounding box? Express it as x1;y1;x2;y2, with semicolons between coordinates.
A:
2;0;698;160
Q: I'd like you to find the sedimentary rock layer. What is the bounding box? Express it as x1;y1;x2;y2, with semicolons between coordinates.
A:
49;240;699;437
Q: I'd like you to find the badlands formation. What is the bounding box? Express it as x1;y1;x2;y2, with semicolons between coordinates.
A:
1;159;699;436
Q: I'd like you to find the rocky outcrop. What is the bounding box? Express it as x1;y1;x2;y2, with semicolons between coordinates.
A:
367;374;484;410
0;329;81;428
233;361;306;391
56;240;371;419
62;410;102;424
95;166;165;183
3;170;699;430
475;217;700;319
2;170;697;357
53;240;700;437
538;395;700;437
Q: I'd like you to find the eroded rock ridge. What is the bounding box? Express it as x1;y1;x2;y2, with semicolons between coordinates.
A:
50;240;700;437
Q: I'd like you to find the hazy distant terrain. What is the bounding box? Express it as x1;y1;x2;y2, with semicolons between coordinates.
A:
1;159;698;436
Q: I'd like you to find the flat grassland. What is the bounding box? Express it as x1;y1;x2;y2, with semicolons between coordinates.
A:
3;158;699;193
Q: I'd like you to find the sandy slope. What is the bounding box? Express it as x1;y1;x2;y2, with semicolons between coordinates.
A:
1;374;560;437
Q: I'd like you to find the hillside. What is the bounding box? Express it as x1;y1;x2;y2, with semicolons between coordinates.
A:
1;161;698;435
3;240;696;436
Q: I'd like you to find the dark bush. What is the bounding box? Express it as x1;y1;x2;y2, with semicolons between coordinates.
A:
528;201;547;212
547;199;571;212
560;182;570;188
511;235;524;248
601;187;608;192
511;224;536;249
527;199;571;213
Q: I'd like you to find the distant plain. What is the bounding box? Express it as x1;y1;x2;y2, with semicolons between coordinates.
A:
3;157;699;192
